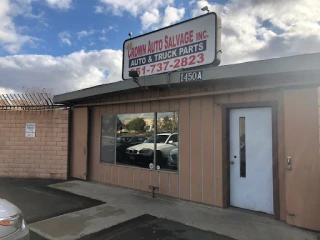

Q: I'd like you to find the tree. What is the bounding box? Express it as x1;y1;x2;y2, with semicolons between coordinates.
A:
157;113;179;133
171;114;178;133
117;117;124;130
162;116;172;132
126;118;146;132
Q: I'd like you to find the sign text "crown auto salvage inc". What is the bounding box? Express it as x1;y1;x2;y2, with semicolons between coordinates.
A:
122;13;221;79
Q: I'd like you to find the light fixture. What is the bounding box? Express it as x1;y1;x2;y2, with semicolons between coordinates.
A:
129;70;139;79
201;6;209;13
128;70;148;90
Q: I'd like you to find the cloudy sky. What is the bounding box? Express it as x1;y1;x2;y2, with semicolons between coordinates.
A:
0;0;319;95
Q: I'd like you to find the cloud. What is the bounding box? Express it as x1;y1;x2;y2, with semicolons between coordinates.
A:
0;49;123;94
58;31;72;46
0;0;38;54
95;0;184;31
99;36;107;42
96;0;174;16
45;0;73;10
77;27;116;41
77;30;96;40
94;5;104;13
192;0;320;64
162;6;185;27
140;6;185;30
140;9;161;30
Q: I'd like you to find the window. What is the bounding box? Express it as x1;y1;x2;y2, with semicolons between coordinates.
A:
100;114;116;163
167;134;178;143
239;117;246;178
145;134;169;143
155;112;179;171
116;113;154;168
101;111;179;172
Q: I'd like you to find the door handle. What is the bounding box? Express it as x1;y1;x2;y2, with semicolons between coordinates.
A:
230;160;235;165
84;147;86;155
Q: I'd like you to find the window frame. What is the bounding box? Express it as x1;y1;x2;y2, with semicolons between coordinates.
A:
99;111;180;173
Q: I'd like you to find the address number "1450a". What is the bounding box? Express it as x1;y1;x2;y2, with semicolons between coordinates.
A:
180;71;202;82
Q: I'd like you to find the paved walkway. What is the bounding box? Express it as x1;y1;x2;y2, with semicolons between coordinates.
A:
30;180;319;240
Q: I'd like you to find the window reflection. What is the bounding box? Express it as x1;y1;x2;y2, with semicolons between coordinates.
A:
117;113;154;168
107;112;179;172
155;112;179;171
100;114;116;163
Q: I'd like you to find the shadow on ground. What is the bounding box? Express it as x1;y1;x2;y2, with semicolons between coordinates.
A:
79;214;235;240
0;178;103;223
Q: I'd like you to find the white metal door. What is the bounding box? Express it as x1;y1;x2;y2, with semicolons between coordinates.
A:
229;107;273;214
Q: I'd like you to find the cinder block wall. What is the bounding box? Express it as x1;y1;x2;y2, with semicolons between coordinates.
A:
0;110;69;179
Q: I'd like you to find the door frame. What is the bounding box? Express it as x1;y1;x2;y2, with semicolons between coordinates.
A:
221;101;280;220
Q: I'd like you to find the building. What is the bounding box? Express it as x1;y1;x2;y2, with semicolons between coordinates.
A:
54;53;320;231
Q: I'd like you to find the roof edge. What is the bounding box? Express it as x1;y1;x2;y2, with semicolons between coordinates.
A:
54;52;320;104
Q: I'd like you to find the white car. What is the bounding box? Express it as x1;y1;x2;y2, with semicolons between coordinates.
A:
0;199;29;240
126;133;178;167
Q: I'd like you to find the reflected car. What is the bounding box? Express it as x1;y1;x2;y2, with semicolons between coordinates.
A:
0;199;29;240
116;136;146;162
126;133;178;167
167;148;178;169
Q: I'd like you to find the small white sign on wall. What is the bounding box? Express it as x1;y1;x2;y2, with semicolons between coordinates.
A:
25;123;36;138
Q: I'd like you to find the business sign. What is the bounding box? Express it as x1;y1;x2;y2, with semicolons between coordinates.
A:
122;13;221;80
25;123;36;138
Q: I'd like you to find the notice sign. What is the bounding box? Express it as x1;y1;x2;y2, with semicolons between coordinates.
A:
25;123;36;138
122;13;221;80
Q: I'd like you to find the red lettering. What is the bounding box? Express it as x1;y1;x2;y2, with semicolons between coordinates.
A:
165;35;169;49
163;30;196;50
185;31;189;44
128;44;146;58
196;30;207;41
190;30;194;42
203;30;207;39
148;39;163;53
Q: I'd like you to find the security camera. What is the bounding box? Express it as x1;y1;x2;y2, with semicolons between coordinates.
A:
128;32;132;38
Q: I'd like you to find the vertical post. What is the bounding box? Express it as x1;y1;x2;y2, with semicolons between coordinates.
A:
153;112;157;169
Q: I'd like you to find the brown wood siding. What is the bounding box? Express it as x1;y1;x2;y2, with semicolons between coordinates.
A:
213;104;223;207
169;173;179;198
202;96;215;205
88;107;99;181
118;167;126;187
190;97;202;202
179;98;191;200
151;171;159;187
111;165;118;185
276;90;286;220
140;169;150;192
105;164;111;184
98;164;104;183
133;168;141;190
284;88;320;231
79;79;320;230
159;172;169;195
86;88;287;210
125;168;133;188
